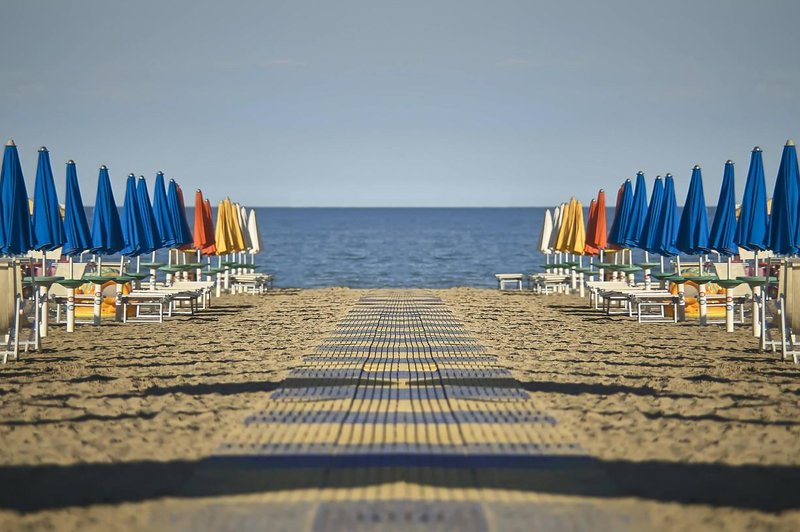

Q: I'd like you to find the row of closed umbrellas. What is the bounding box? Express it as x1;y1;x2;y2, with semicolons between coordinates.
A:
0;140;261;261
540;141;800;260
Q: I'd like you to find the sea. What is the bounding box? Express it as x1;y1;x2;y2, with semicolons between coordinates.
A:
255;208;541;288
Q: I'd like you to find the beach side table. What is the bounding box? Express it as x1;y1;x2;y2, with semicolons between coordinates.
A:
141;262;165;290
27;275;64;341
111;276;135;322
636;262;661;290
685;275;718;326
54;278;86;333
717;279;745;333
738;276;778;347
83;275;109;326
651;271;674;291
495;274;524;291
667;275;689;321
125;271;150;291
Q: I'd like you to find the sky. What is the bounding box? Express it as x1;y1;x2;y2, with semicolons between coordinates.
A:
1;0;799;207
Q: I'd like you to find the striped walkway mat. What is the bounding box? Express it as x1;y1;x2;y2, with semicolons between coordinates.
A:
161;293;644;531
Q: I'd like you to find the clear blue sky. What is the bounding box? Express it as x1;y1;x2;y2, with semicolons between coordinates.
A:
1;0;799;206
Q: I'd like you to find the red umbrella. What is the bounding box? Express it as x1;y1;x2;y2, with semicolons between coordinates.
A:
193;190;215;254
584;199;599;255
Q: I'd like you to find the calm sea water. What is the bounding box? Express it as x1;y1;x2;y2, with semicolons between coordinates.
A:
256;208;542;288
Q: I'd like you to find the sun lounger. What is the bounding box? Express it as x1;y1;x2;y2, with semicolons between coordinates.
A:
494;273;524;291
120;292;174;323
230;273;273;294
527;273;570;294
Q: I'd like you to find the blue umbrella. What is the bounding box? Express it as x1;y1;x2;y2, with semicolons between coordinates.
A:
708;161;738;256
90;165;124;255
62;160;92;256
120;174;146;256
607;179;633;247
31;147;66;252
136;176;160;254
167;179;193;247
676;165;710;255
655;173;680;257
0;140;33;255
152;172;176;248
622;171;648;248
769;141;800;255
641;176;664;254
734;147;768;252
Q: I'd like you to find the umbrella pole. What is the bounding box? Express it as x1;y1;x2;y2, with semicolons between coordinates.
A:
676;256;686;321
725;255;734;333
66;256;75;333
760;256;773;350
39;251;49;339
578;255;585;298
750;250;760;338
660;255;664;273
644;251;651;290
93;256;103;326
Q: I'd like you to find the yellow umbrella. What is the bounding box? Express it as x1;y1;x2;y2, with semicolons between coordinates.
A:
554;199;573;252
226;199;246;252
214;200;233;255
567;199;586;255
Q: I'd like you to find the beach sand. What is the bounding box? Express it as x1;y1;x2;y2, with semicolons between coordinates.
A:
1;288;799;530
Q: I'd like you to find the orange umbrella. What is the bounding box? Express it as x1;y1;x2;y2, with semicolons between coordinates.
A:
585;189;608;254
193;190;216;254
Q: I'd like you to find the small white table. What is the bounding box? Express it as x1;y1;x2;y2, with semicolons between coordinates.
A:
495;273;524;290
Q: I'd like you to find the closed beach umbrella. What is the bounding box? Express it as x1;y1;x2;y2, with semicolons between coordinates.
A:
735;147;768;252
237;204;252;251
554;200;573;252
768;140;800;255
62;160;92;256
567;199;586;254
152;172;176;248
247;209;262;255
202;199;216;255
548;204;564;251
120;174;146;256
676;165;710;255
167;179;193;247
655;174;680;257
622;172;647;248
136;176;160;254
592;190;608;252
227;199;246;252
641;176;664;254
214;200;232;255
0;140;33;255
583;200;598;255
708;161;738;256
608;180;633;248
537;209;553;255
31;147;66;251
193;190;215;252
90;166;124;255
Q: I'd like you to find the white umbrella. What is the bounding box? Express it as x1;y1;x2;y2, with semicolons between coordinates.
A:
247;209;262;255
548;204;564;251
538;209;553;255
236;204;252;251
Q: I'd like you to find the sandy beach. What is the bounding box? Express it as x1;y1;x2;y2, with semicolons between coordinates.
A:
1;288;799;530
